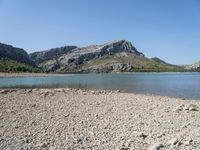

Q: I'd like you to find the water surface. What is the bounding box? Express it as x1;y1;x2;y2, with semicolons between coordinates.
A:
0;72;200;100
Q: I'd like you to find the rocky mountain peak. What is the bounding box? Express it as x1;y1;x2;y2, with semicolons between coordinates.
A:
99;40;144;56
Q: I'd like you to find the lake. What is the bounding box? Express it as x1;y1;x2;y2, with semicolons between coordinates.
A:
0;72;200;100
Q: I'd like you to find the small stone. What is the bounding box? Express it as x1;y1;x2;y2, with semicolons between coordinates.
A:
6;109;11;113
49;146;56;150
137;132;148;139
32;104;36;107
115;90;120;93
119;147;129;150
82;92;87;95
149;143;164;150
37;142;49;148
174;104;185;112
25;138;30;143
183;139;193;146
186;104;198;111
26;89;32;93
91;91;95;94
167;138;178;145
176;141;182;147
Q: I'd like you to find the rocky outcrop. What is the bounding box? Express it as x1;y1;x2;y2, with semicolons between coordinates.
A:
82;62;133;73
0;43;33;65
29;46;77;64
30;40;144;72
185;61;200;70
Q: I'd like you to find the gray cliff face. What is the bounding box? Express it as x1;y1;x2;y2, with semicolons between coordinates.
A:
30;40;144;72
29;46;77;65
0;43;33;65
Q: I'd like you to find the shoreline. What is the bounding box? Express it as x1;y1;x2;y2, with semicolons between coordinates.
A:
0;72;199;78
0;88;200;101
0;72;72;78
0;88;200;149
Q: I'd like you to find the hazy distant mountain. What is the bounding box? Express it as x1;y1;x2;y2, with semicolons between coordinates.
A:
29;40;184;73
184;61;200;70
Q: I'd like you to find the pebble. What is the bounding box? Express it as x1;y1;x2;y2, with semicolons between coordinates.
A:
119;147;129;150
149;143;163;150
186;104;199;111
6;109;11;113
175;104;199;112
183;139;193;146
175;104;185;112
167;138;178;145
137;132;148;139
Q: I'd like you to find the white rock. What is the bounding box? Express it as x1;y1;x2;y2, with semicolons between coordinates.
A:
167;138;178;145
186;104;198;111
174;104;185;112
149;143;163;150
183;139;193;146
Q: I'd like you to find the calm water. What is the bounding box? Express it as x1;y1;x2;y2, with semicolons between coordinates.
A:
0;73;200;100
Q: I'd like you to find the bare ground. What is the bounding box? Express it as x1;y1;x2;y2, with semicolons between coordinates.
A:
0;88;200;150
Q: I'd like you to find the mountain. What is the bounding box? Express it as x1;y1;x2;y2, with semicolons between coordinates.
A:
0;40;185;73
29;40;184;73
29;46;78;65
0;43;40;72
151;57;167;64
184;61;200;71
0;43;33;65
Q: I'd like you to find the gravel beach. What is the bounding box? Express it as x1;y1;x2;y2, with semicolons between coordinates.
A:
0;88;200;150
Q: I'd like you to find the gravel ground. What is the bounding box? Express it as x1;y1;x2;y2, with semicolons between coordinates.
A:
0;88;200;150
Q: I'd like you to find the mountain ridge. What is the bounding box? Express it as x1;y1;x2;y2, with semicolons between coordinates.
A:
0;40;187;73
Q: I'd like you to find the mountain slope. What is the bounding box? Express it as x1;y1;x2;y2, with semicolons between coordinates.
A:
185;61;200;71
81;53;184;73
29;46;78;65
151;57;167;64
0;57;41;73
0;43;33;65
0;43;40;72
30;40;184;73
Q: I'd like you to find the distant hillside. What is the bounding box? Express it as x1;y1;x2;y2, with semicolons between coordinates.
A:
0;43;40;72
184;61;200;71
29;40;184;73
0;43;33;65
151;57;167;64
0;57;41;73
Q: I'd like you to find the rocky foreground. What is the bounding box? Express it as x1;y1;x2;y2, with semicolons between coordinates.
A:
0;89;200;150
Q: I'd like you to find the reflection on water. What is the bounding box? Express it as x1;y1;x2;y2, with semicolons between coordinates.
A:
0;73;200;100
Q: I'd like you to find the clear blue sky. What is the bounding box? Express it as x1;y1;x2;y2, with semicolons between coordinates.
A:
0;0;200;64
